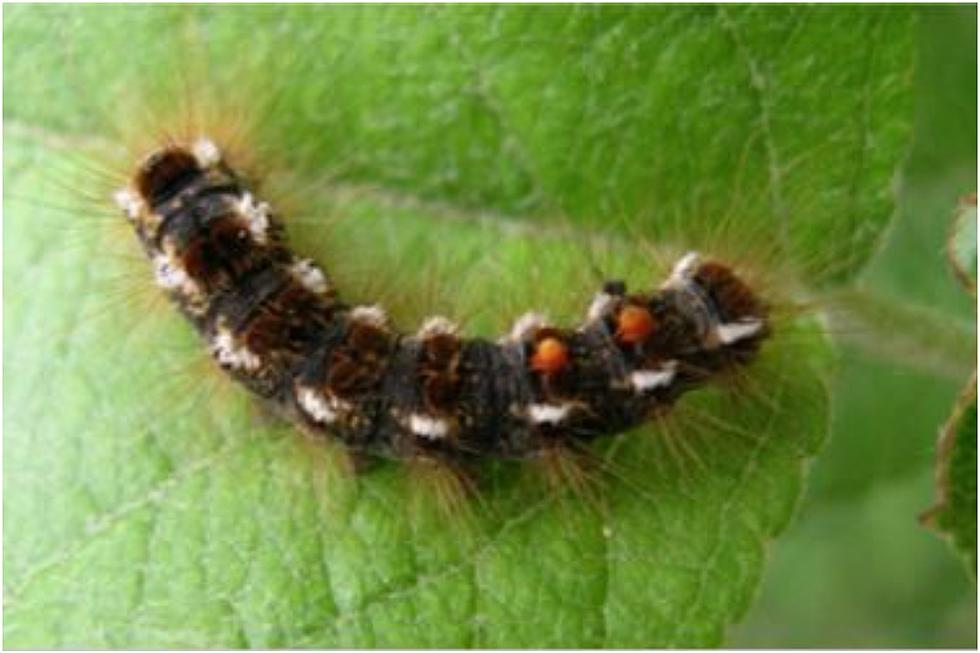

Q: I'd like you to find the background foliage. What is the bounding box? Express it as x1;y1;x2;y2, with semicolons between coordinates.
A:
733;6;977;646
3;4;976;648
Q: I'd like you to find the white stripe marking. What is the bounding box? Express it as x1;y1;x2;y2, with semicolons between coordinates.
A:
716;319;764;344
528;402;573;425
587;292;618;322
291;259;329;294
510;312;547;341
629;360;678;392
297;387;338;424
409;413;451;440
113;187;143;220
350;304;388;327
211;326;261;372
662;250;701;289
418;316;458;338
191;138;221;168
238;192;271;243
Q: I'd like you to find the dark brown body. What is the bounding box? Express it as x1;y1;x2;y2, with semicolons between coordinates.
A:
115;140;769;466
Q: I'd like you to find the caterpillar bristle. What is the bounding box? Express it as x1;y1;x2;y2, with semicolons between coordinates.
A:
404;453;479;527
529;442;608;516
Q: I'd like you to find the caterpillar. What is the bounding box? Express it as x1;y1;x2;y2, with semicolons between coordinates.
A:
112;136;770;472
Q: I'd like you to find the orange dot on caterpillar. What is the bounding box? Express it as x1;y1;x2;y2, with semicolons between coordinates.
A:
615;304;657;345
530;336;570;375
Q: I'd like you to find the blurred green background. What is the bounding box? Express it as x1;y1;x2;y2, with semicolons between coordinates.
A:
732;6;977;647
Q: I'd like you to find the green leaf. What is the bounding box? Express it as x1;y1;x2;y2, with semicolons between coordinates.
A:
922;376;978;579
919;194;978;580
948;194;978;294
3;5;914;647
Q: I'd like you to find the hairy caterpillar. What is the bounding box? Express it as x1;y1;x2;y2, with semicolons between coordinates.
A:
10;5;936;649
112;137;770;476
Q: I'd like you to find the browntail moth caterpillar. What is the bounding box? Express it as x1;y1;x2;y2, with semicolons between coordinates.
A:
112;137;771;479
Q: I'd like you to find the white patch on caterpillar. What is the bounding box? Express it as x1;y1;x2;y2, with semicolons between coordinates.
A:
152;252;198;296
587;292;619;322
113;187;144;221
296;386;338;425
238;192;271;244
291;258;329;294
210;323;261;372
418;315;459;338
716;319;764;345
350;304;388;328
630;360;678;393
408;413;451;440
509;312;547;342
662;250;701;288
191;138;221;169
528;402;573;425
